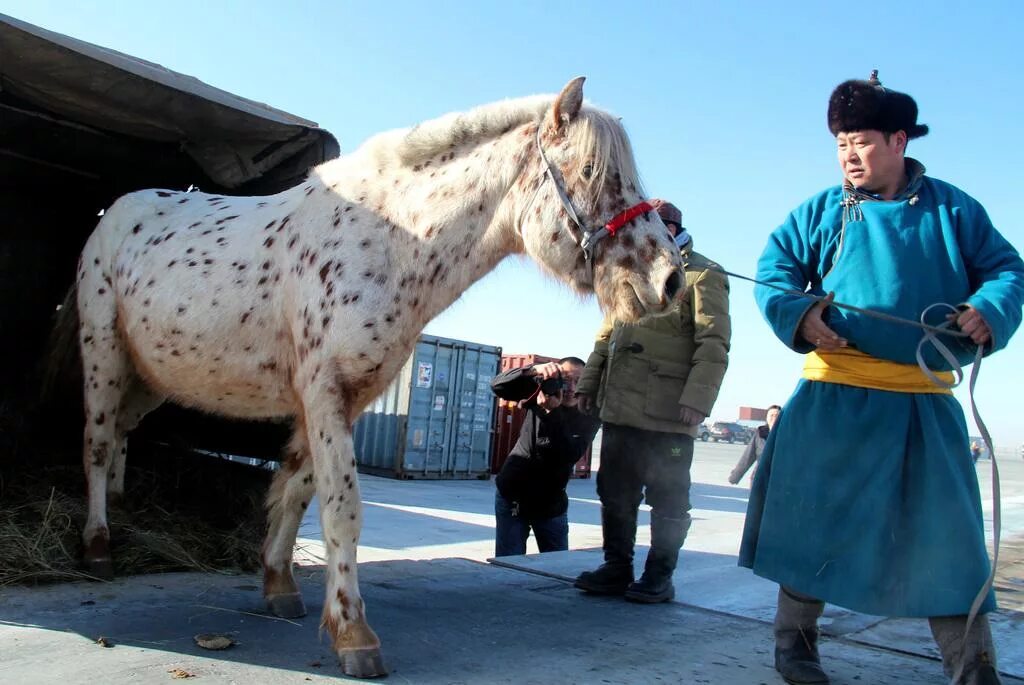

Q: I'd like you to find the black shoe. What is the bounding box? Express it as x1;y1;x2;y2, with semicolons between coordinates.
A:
622;513;688;604
574;562;634;595
624;573;675;603
970;663;1002;685
775;629;829;684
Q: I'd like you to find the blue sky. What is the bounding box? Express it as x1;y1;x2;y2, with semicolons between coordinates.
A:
8;1;1023;447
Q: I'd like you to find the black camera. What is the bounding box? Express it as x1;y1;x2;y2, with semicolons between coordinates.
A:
538;374;566;395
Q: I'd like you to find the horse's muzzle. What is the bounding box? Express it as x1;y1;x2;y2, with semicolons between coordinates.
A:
663;269;683;303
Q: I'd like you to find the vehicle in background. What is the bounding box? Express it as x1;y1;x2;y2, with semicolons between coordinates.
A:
967;435;989;462
697;423;711;441
710;421;751;444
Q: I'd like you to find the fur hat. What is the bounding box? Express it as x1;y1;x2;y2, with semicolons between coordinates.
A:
827;70;929;139
649;198;682;227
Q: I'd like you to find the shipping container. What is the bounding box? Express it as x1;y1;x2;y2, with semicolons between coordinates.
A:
499;353;557;374
738;406;768;421
352;334;501;479
490;353;593;479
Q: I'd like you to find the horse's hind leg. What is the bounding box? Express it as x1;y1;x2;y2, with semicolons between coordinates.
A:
109;378;165;504
77;278;132;578
262;421;316;618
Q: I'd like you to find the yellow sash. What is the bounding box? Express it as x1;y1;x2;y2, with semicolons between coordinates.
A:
802;348;954;395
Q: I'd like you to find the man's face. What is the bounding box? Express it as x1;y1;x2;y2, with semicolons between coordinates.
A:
836;129;906;192
557;361;583;408
766;407;781;430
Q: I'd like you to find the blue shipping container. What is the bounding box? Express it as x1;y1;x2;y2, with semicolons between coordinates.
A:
352;334;501;479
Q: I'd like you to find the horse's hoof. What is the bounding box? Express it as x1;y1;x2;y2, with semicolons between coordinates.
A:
85;557;114;581
338;647;388;679
266;592;307;618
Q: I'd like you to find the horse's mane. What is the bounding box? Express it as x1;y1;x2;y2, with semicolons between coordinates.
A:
392;95;551;166
357;92;643;204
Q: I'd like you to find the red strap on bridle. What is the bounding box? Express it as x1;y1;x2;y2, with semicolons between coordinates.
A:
604;201;654;236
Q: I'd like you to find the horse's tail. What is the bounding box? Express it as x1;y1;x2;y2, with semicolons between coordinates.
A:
40;197;137;406
39;283;82;404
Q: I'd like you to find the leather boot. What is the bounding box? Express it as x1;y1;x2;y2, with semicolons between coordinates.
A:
774;587;829;684
929;614;1002;685
625;513;690;603
574;506;636;595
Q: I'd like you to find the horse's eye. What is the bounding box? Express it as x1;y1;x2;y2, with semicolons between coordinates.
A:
581;163;593;180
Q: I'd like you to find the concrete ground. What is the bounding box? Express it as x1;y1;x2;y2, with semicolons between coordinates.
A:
1;441;1022;684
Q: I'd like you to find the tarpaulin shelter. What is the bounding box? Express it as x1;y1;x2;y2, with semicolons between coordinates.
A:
0;13;339;460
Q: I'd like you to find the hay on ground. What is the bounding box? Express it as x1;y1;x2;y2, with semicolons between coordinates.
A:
0;446;272;587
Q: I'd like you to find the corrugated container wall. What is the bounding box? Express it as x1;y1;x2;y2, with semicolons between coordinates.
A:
738;406;768;421
352;334;501;479
490;353;594;479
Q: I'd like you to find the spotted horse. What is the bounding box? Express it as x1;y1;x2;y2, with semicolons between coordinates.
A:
64;77;683;677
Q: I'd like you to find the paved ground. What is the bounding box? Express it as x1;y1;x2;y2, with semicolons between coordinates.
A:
1;440;1022;684
0;559;967;685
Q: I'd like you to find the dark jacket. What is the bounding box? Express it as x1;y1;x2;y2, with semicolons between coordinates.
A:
492;367;600;520
729;424;770;484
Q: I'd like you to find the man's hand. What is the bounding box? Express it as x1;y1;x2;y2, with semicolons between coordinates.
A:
799;292;848;350
528;362;563;380
679;405;705;426
576;393;594;414
953;305;992;346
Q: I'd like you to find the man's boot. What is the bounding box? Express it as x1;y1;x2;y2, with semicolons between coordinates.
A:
929;614;1002;685
624;513;690;603
574;506;636;595
774;586;829;684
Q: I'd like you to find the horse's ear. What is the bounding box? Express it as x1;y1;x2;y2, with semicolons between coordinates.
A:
551;77;585;130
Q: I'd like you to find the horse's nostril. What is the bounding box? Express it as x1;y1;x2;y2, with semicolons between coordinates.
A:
663;270;683;301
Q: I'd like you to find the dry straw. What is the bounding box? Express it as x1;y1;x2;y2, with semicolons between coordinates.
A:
0;462;267;586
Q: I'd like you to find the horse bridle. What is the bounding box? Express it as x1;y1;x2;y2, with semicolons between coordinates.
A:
526;124;654;279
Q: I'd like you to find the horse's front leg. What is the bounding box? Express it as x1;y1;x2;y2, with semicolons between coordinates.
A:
302;384;387;678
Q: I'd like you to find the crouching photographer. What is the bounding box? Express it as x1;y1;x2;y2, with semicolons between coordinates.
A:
491;358;601;557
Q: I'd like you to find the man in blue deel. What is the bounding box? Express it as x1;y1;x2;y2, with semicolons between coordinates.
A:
740;71;1024;685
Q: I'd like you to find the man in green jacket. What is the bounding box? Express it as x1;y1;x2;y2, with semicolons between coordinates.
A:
574;199;731;603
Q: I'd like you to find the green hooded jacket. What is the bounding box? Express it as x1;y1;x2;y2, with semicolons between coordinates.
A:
577;244;731;435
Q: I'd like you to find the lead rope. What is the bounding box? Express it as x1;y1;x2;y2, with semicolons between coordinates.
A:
951;346;998;685
690;257;1000;683
914;304;998;684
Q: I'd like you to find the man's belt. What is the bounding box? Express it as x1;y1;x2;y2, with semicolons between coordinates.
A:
802;348;954;394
